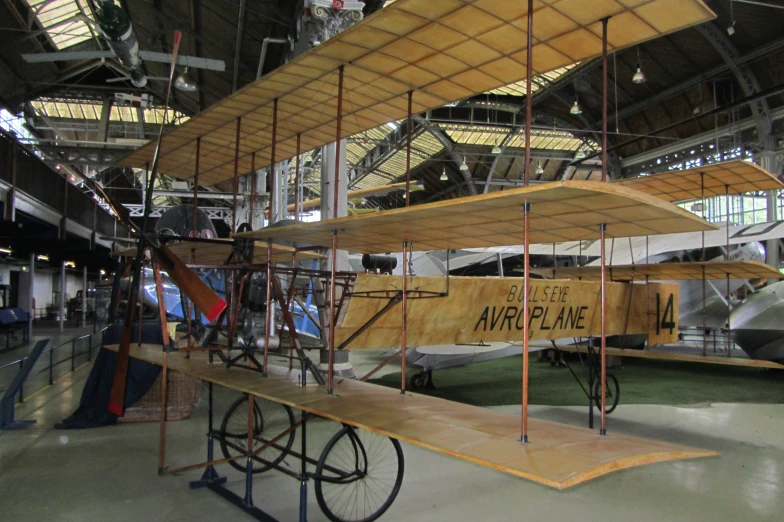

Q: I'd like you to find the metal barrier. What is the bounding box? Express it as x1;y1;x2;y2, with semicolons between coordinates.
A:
0;329;106;406
678;326;735;354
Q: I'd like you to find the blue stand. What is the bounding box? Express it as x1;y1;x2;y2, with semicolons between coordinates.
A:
188;434;227;489
1;340;48;430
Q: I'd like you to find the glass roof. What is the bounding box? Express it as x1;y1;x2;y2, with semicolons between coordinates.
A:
352;131;444;190
30;99;189;126
24;0;96;50
440;123;595;152
488;64;578;97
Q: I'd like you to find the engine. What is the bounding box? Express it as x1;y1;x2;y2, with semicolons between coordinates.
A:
234;274;280;351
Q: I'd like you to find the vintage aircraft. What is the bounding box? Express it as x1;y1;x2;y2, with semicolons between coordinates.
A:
94;2;731;521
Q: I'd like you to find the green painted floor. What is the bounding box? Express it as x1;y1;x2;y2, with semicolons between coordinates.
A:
370;354;784;407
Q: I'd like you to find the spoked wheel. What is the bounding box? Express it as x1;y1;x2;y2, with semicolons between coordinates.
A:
592;373;620;414
315;426;404;522
219;395;295;473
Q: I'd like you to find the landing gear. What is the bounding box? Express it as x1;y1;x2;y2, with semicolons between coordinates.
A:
219;395;296;473
409;370;434;390
315;425;404;522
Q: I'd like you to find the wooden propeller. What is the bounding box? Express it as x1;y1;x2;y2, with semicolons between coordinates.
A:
108;31;226;416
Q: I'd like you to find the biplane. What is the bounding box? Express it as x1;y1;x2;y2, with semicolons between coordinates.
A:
372;161;784;383
97;1;737;521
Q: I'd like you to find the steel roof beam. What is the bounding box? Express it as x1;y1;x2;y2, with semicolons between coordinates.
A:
415;115;477;195
232;0;248;92
696;21;773;150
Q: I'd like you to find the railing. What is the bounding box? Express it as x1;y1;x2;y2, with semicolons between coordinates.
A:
678;326;736;354
0;329;106;404
0;129;129;238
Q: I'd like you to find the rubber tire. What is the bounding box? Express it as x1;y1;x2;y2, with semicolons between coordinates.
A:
315;426;404;522
219;395;295;473
592;373;620;414
410;372;426;390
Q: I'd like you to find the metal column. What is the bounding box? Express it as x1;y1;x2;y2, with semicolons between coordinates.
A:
81;265;87;328
59;260;65;333
270;98;279;224
232;118;242;233
327;66;345;393
193;137;201;235
5;142;16;222
250;152;256;230
28;253;34;338
295;134;301;223
405;91;412;206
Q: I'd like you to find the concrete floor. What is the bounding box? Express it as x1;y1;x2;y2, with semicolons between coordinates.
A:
1;350;783;522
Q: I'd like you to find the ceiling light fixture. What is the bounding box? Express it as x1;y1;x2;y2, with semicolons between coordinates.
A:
37;254;48;261
727;0;736;35
459;158;469;172
570;97;582;115
0;247;10;255
632;46;646;84
491;143;502;154
536;161;544;175
174;67;198;92
440;166;448;181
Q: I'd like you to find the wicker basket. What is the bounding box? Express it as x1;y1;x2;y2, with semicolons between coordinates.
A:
119;333;202;423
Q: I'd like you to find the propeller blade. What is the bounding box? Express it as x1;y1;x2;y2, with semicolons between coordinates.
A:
108;31;224;417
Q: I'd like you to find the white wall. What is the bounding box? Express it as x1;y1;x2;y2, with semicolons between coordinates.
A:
64;272;84;301
18;270;53;312
3;264;88;312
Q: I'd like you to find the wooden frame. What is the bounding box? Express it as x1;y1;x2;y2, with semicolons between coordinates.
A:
118;0;715;186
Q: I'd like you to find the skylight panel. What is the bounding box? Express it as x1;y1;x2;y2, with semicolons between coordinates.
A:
24;0;96;50
488;64;578;98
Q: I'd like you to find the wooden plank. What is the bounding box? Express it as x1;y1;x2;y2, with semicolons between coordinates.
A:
334;274;680;349
615;160;784;202
531;260;783;282
111;238;325;264
104;344;718;489
556;344;784;370
234;180;716;253
117;0;715;185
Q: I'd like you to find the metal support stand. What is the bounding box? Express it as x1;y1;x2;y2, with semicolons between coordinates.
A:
190;352;227;489
0;340;48;430
194;391;277;521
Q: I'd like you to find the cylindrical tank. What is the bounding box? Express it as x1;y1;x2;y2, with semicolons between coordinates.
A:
361;254;397;272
